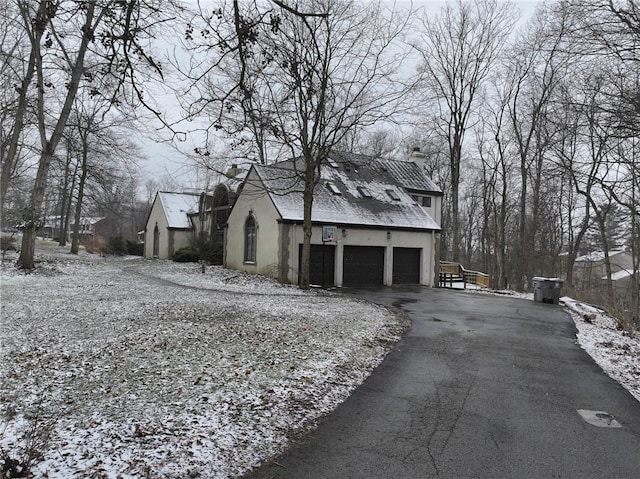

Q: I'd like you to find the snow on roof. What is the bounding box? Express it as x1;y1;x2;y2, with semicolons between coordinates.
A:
251;153;441;231
575;250;626;262
44;216;106;228
158;192;199;229
602;269;637;281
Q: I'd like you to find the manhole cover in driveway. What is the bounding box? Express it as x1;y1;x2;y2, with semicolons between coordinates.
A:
577;409;622;428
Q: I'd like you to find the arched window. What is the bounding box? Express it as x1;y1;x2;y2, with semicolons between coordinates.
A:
153;224;160;258
244;214;257;263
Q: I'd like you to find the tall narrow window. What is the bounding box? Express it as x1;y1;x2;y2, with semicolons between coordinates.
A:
153;224;160;258
244;214;257;263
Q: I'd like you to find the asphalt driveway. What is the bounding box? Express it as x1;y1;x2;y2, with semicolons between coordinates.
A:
244;287;640;479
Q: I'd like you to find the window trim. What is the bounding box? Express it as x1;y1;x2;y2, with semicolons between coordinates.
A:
244;214;257;264
385;188;401;201
153;224;160;258
357;186;372;198
326;182;342;195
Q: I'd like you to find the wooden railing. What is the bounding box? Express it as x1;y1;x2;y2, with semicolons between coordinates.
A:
439;261;490;289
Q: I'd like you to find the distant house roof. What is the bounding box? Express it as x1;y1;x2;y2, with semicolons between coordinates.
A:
575;250;626;262
43;216;106;228
158;192;199;229
249;152;441;231
604;269;637;281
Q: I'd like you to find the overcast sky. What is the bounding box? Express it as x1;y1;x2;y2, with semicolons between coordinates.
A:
140;0;547;190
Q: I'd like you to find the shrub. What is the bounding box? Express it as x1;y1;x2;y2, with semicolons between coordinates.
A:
1;235;17;252
199;242;223;265
84;236;107;255
126;240;144;256
107;236;128;256
173;246;201;263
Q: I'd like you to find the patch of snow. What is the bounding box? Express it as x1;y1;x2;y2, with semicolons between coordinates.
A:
0;252;406;478
575;250;625;262
602;269;637;281
158;192;199;229
561;297;640;403
254;162;441;231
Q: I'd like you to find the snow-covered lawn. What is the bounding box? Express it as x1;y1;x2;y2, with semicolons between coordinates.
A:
0;250;407;478
2;245;638;478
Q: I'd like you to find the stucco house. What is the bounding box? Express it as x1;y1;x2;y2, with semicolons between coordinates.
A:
224;150;443;287
143;192;199;259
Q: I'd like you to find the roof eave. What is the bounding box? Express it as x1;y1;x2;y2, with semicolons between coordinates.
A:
276;218;440;232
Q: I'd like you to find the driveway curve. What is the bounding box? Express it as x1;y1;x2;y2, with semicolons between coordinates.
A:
244;286;640;479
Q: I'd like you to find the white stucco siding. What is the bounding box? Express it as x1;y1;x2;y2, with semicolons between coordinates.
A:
225;171;282;278
144;193;197;260
144;197;169;259
432;195;443;228
170;229;195;257
283;224;436;287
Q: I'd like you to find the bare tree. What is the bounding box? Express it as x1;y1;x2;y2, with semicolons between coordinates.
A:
558;0;640;135
0;1;36;209
56;134;80;246
494;3;577;290
185;0;415;288
474;90;516;289
414;0;517;262
10;0;180;269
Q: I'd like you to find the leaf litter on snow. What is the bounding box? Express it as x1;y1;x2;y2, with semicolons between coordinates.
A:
0;253;407;478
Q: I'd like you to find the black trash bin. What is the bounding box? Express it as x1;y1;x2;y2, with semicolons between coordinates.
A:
532;277;564;304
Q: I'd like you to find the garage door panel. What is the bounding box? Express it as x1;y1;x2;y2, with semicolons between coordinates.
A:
393;247;421;284
343;246;384;286
299;244;335;287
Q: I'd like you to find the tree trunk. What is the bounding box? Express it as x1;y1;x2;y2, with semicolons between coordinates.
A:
299;164;315;290
71;138;89;254
517;158;528;290
17;1;96;269
450;171;460;262
0;2;44;210
18;140;58;268
63;166;78;247
58;142;75;246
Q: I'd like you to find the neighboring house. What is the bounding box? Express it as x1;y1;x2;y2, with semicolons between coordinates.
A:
41;216;112;242
225;150;443;287
574;250;638;296
143;192;199;259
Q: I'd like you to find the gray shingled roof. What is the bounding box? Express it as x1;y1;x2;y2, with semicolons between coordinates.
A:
249;152;441;231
